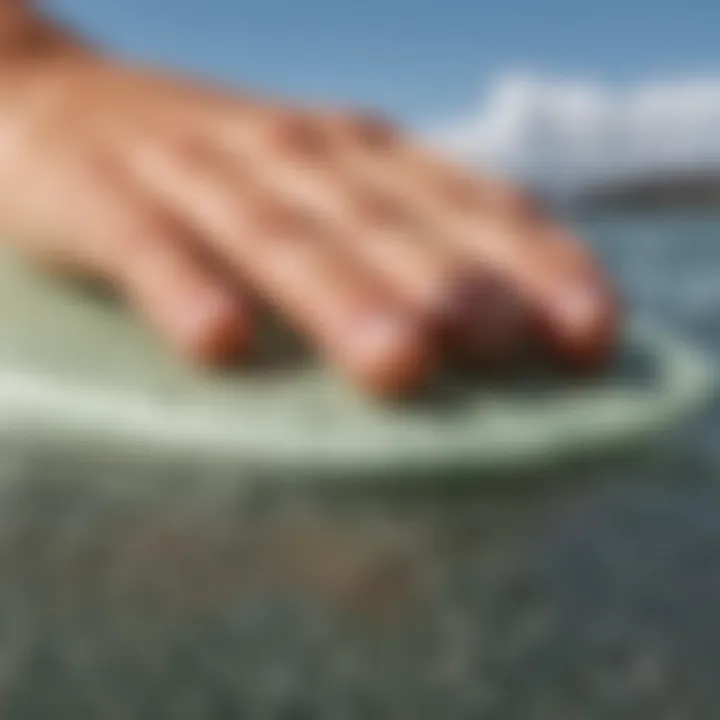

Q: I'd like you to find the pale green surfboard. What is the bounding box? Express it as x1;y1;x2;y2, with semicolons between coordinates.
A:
0;251;715;486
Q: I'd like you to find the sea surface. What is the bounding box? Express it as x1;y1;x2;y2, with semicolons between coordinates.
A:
0;213;718;719
583;212;720;463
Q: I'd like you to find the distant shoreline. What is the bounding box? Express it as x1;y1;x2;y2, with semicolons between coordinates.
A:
573;172;720;212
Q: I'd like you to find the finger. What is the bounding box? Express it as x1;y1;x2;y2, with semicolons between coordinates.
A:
528;227;620;370
119;137;434;396
404;143;618;369
22;153;253;365
115;238;253;365
328;115;619;369
205;111;529;366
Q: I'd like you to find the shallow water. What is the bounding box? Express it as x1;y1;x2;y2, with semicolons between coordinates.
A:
0;213;718;719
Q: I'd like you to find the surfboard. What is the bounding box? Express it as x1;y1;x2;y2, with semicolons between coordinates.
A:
0;251;714;487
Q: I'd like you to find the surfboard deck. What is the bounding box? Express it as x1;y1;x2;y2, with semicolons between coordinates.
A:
0;252;714;487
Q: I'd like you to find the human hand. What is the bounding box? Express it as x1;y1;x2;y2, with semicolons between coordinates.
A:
0;36;618;396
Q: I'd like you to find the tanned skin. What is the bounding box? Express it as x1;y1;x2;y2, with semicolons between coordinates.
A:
0;1;617;395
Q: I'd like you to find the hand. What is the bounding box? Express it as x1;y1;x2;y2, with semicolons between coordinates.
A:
0;41;617;396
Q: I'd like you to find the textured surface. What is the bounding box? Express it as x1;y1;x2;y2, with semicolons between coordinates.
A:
0;251;714;486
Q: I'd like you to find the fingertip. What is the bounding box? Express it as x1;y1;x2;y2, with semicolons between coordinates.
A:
341;312;435;397
540;277;621;372
177;289;253;365
116;239;254;367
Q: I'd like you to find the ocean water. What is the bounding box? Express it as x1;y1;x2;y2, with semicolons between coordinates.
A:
0;213;718;719
586;214;720;355
582;213;720;469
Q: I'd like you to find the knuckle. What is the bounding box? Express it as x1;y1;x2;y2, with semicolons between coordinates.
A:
264;112;330;156
495;185;543;221
253;201;320;243
356;189;408;225
443;174;484;210
343;112;399;150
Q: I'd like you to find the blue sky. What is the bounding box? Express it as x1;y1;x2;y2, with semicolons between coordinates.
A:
44;0;720;127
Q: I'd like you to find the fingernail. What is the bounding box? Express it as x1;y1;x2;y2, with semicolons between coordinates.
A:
346;311;430;394
183;286;231;330
553;280;619;371
180;288;247;360
558;282;606;335
353;311;414;357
